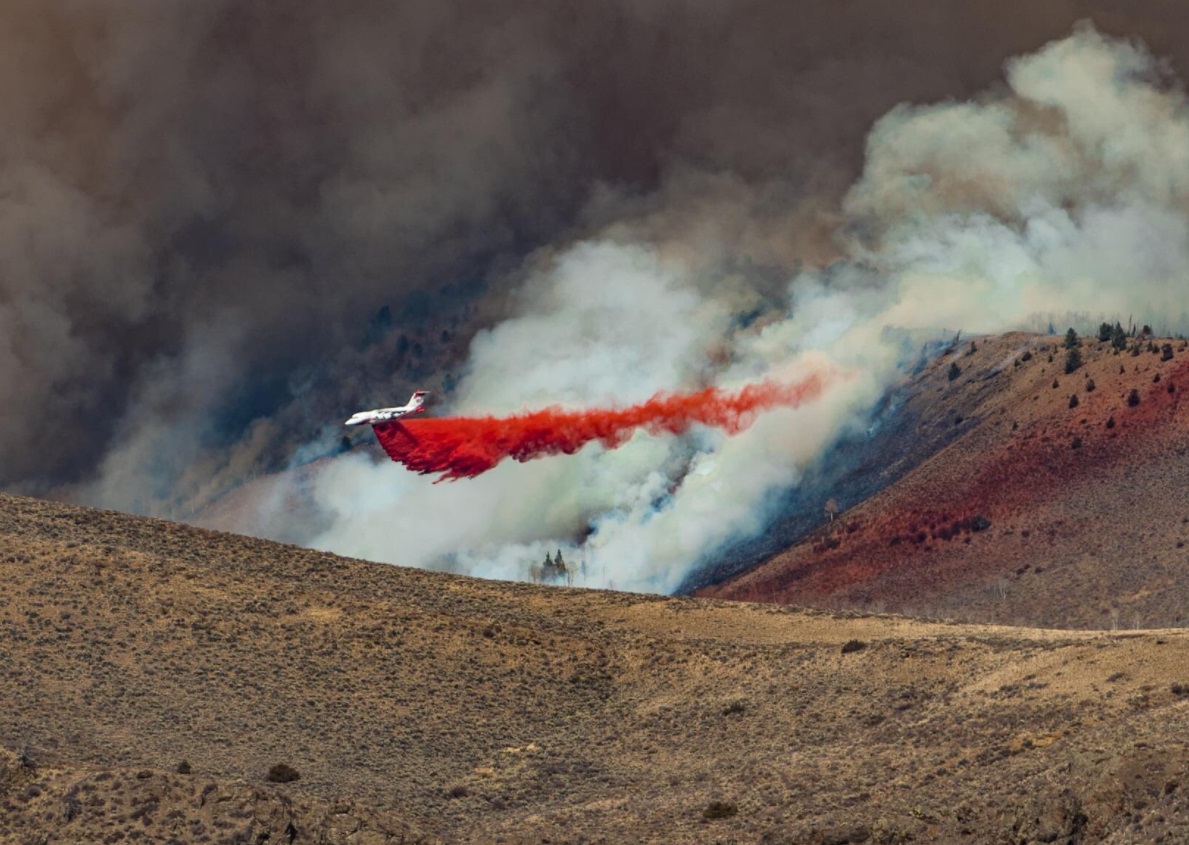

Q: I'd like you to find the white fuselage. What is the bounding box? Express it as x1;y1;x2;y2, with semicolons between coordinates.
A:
345;391;428;426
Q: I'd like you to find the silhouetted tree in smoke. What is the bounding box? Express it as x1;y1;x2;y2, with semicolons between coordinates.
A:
1111;322;1128;350
1098;322;1113;342
824;498;840;522
539;549;570;584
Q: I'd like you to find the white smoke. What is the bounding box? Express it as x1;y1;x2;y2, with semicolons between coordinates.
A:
287;24;1189;591
845;24;1189;334
307;240;844;592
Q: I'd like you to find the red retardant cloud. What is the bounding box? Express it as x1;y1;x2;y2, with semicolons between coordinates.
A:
371;374;831;481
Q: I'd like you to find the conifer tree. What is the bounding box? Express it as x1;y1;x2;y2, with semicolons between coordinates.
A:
1111;322;1127;350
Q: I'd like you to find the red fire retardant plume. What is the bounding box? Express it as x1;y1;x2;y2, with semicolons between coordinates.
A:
371;374;830;482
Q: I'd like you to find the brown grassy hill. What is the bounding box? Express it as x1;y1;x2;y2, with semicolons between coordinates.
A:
701;332;1189;630
3;493;1189;843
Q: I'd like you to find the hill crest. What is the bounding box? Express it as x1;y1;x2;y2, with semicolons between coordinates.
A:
3;492;1189;842
701;331;1189;629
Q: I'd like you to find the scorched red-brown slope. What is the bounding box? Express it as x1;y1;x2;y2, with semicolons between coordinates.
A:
700;332;1189;629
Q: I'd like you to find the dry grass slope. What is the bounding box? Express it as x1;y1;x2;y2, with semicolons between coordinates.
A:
2;492;1189;842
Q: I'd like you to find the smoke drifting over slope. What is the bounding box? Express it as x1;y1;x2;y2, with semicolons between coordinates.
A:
7;3;1189;589
308;24;1189;591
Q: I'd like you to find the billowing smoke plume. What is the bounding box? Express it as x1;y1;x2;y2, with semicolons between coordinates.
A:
376;375;831;482
304;23;1189;592
7;4;1189;590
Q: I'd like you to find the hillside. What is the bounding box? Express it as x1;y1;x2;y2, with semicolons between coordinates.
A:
701;332;1189;629
3;493;1189;843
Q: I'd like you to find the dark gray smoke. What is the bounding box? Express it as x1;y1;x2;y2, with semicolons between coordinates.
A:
4;0;1188;519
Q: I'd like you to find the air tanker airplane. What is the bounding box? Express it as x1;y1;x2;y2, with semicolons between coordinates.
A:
344;390;429;426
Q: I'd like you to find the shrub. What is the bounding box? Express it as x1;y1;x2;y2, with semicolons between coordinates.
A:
1069;394;1079;409
1106;415;1116;429
1021;350;1033;362
1097;322;1113;342
176;761;191;775
947;362;961;381
703;801;738;820
1085;378;1095;392
267;763;300;784
1064;346;1082;374
970;515;992;532
841;639;867;654
1155;372;1162;383
1064;327;1079;349
1111;322;1128;350
1162;343;1175;361
1071;437;1082;449
1128;388;1141;407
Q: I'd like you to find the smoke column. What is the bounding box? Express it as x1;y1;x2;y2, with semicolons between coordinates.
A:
304;23;1189;594
374;375;830;481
